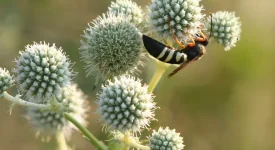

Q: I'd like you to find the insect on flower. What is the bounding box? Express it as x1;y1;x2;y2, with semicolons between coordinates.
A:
143;15;213;78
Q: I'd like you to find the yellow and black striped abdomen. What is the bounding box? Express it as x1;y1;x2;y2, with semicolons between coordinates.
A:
157;47;187;64
142;35;187;64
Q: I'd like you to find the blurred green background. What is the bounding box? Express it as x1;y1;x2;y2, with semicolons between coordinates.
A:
0;0;275;150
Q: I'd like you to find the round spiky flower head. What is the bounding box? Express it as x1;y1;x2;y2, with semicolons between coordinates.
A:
149;127;185;150
205;11;241;51
0;68;14;95
108;0;144;27
14;42;74;103
148;0;204;43
25;84;89;139
96;75;156;133
80;12;143;83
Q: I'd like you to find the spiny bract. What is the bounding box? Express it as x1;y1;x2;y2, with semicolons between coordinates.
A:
80;12;143;83
148;0;204;43
149;127;185;150
108;0;144;27
25;84;89;139
0;68;14;95
205;11;241;51
96;75;156;133
14;42;74;103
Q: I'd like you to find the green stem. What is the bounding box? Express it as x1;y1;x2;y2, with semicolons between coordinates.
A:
56;131;68;150
148;61;170;93
63;113;108;150
2;92;70;112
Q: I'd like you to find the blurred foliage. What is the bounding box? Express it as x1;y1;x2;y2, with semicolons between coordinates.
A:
0;0;275;150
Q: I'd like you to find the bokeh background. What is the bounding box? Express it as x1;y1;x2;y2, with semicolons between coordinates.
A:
0;0;274;150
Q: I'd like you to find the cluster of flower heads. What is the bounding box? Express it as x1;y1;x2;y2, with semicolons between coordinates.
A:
25;84;89;139
14;42;74;103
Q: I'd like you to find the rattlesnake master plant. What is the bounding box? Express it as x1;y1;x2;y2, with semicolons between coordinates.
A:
25;84;89;139
108;0;144;27
96;75;156;133
14;42;74;103
149;127;185;150
80;12;143;83
205;11;241;51
0;68;14;95
148;0;204;43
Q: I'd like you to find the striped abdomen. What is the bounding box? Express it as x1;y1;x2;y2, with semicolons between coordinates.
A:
142;35;187;64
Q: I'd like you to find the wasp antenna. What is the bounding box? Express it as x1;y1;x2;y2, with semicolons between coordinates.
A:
209;13;213;39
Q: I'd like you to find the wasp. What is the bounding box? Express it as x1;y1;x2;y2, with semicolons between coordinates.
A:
142;16;212;78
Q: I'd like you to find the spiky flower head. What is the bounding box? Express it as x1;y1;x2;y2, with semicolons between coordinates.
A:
205;11;241;51
25;84;89;139
148;0;204;43
14;42;74;103
149;127;185;150
80;12;143;83
96;75;156;133
108;0;144;27
0;68;14;95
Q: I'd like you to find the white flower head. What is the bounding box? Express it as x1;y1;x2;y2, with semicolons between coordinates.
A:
149;127;185;150
14;42;74;103
205;11;241;51
148;0;204;43
25;84;89;140
96;75;156;133
108;0;144;27
80;12;143;83
0;68;14;95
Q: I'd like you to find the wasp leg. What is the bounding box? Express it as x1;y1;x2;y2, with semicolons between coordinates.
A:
168;56;199;78
163;39;174;49
187;28;196;47
168;16;186;49
195;30;207;42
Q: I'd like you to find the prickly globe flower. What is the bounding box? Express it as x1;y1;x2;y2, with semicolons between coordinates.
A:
14;42;74;103
0;68;14;95
80;12;143;82
205;11;241;51
149;127;185;150
108;0;144;26
149;0;204;42
25;84;89;138
96;75;156;133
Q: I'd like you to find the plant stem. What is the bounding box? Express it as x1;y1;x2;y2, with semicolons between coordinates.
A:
148;61;170;93
56;131;68;150
118;133;150;150
1;92;70;112
63;113;108;150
